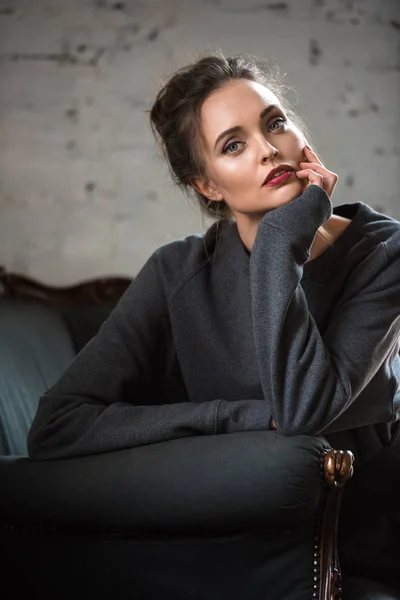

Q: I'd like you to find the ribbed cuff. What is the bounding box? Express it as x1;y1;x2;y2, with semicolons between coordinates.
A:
256;185;333;252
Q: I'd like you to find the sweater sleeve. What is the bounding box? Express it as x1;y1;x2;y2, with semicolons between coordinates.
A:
28;251;269;460
250;185;400;435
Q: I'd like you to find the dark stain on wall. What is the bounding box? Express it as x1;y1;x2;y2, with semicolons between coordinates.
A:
65;141;77;151
325;9;333;21
309;38;322;66
68;43;105;65
147;28;159;41
263;2;288;9
348;108;359;117
120;22;140;36
146;191;158;202
344;174;354;188
368;99;379;113
95;0;126;9
390;20;400;31
3;47;104;66
372;13;383;25
88;48;105;66
340;89;380;117
85;182;96;194
7;52;76;64
220;2;288;13
373;146;385;156
324;7;361;25
65;108;79;123
115;22;141;51
0;6;14;15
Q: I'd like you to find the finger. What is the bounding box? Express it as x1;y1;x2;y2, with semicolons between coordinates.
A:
297;167;339;197
296;168;324;188
299;162;337;181
303;145;323;166
299;161;336;177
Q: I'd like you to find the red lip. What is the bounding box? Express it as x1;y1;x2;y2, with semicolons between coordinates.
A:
263;164;294;186
265;170;294;187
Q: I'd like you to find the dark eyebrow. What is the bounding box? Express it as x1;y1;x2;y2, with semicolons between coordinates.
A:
213;104;279;150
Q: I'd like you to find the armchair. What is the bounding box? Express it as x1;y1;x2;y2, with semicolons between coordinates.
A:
0;266;357;599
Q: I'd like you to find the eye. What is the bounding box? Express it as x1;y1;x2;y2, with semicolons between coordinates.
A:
268;117;287;131
222;140;244;155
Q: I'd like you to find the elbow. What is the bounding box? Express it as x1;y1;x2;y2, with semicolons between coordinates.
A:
28;395;103;460
28;415;78;461
27;421;49;460
28;426;70;461
27;432;42;460
27;397;64;460
27;394;54;459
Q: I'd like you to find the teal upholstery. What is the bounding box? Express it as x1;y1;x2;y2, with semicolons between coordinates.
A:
0;300;76;456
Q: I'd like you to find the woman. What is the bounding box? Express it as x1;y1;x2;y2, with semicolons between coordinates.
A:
28;53;400;593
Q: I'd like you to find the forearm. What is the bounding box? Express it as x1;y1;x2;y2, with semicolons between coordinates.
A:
28;395;271;460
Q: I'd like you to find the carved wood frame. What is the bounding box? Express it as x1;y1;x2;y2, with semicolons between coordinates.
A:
0;266;132;306
318;449;355;599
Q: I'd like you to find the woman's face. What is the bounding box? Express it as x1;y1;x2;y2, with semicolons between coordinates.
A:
194;78;308;220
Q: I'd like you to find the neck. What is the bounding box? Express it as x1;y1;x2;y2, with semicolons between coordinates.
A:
235;215;262;255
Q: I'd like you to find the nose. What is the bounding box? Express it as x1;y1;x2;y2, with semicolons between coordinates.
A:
259;138;278;163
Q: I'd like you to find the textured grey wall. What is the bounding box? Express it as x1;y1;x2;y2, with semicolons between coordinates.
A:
0;0;399;283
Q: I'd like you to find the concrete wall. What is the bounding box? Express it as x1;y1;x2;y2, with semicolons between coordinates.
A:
0;0;399;284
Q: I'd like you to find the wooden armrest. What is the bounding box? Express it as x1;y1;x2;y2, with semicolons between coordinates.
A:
318;449;355;600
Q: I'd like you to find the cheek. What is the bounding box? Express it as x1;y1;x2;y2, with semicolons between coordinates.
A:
216;158;255;194
288;127;306;156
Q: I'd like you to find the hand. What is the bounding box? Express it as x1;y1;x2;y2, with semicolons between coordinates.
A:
296;145;338;198
270;417;277;430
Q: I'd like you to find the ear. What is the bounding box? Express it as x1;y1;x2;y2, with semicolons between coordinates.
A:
191;177;224;202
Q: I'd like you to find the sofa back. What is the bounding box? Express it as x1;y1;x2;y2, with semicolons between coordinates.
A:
0;269;131;457
0;300;76;456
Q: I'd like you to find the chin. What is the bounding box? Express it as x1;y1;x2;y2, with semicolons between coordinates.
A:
261;182;303;209
231;182;305;218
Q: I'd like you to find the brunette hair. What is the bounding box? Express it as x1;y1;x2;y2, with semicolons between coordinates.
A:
149;50;312;222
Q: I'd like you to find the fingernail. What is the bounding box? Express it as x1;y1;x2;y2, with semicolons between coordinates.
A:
305;145;312;151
